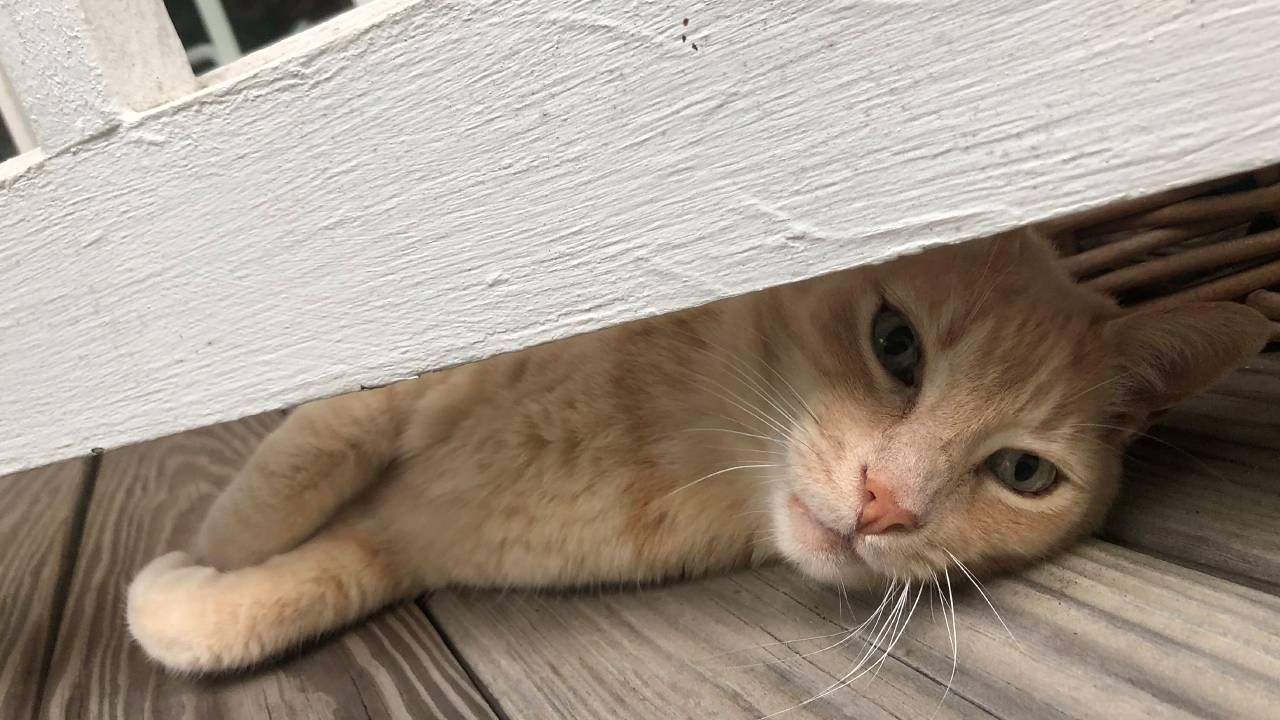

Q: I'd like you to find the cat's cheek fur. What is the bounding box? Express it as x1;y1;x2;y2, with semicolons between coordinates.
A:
927;469;1120;578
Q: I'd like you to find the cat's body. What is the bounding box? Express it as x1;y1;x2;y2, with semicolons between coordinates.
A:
127;231;1268;673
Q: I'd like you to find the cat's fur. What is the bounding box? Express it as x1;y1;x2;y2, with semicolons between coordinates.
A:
127;230;1269;672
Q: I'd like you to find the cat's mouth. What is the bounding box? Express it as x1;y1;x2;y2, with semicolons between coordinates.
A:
778;492;886;584
786;493;855;554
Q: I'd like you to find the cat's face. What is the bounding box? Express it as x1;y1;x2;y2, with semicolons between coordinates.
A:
763;231;1267;586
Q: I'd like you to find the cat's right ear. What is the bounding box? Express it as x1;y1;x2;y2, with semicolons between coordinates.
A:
1104;301;1270;438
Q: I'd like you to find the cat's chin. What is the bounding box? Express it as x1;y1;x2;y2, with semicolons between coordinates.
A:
773;492;879;587
783;550;877;586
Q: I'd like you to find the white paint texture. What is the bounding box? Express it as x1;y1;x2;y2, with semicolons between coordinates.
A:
0;0;192;150
2;0;1280;474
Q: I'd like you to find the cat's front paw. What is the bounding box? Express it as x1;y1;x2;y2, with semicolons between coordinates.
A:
127;551;228;673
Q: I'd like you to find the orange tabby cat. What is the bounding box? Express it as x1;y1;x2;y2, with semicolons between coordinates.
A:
127;230;1268;672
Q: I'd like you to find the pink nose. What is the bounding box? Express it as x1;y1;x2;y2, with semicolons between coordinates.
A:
857;472;918;535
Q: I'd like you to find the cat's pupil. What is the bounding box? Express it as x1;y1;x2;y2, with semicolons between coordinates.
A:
1013;454;1039;483
986;448;1058;495
883;326;913;357
870;305;921;387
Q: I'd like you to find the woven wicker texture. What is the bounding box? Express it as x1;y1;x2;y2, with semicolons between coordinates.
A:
1050;165;1280;342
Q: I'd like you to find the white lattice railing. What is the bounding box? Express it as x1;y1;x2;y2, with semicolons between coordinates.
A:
1;0;1280;475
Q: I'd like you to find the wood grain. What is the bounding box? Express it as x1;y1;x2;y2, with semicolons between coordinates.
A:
1107;353;1280;587
431;540;1280;719
0;458;87;720
38;412;496;720
428;573;992;720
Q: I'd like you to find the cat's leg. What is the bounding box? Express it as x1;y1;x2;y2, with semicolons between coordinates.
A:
129;517;413;673
195;381;420;570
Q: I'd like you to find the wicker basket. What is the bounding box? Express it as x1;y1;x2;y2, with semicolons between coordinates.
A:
1047;165;1280;344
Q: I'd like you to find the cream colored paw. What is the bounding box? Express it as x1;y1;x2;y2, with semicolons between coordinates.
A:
127;551;234;673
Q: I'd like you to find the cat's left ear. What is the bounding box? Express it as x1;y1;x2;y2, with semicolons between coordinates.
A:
1105;301;1270;437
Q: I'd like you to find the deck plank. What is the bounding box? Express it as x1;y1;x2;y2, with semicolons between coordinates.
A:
0;458;88;720
1107;353;1280;587
431;540;1280;720
428;574;993;720
38;413;496;720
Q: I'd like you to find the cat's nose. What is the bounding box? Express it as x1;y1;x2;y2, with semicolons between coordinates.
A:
858;472;918;535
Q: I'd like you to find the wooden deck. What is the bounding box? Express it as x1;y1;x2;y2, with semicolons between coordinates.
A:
2;355;1277;720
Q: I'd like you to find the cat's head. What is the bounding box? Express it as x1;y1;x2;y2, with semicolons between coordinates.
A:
766;230;1269;585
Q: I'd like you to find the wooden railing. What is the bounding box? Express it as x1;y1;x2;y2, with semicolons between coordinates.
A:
2;0;1280;475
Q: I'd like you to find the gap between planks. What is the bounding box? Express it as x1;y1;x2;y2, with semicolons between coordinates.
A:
0;456;94;720
29;413;496;720
28;452;98;720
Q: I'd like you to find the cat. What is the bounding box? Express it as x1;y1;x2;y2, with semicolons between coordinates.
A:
126;229;1269;673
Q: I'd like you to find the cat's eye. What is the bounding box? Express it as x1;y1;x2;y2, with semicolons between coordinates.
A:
985;449;1059;495
871;305;921;386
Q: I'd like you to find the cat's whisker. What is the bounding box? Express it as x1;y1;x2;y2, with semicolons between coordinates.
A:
721;333;812;427
824;582;913;695
736;323;823;425
962;234;1003;330
701;445;790;456
683;366;798;435
716;578;899;671
666;464;782;497
1063;374;1122;404
677;428;789;447
963;250;1012;332
928;565;960;719
674;322;817;445
689;382;795;446
748;528;783;547
724;363;803;430
868;582;923;685
691;627;857;667
837;577;850;620
928;575;936;624
944;550;1022;653
665;326;794;411
672;329;807;429
760;581;914;719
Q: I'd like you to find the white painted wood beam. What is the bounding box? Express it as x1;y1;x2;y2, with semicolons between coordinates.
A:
1;0;1280;474
0;0;193;150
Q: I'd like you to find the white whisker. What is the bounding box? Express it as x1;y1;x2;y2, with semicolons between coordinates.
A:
929;565;959;719
670;328;808;428
837;577;850;620
737;324;823;424
678;428;788;446
665;464;781;497
945;549;1021;653
718;578;899;671
701;445;790;456
684;368;799;443
868;582;923;683
1063;375;1121;404
759;581;914;719
962;235;1002;330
